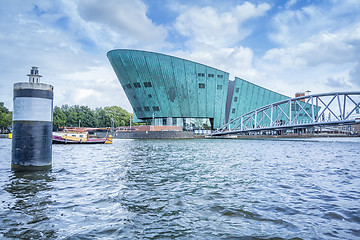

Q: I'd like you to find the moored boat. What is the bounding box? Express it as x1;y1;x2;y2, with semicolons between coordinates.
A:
52;131;112;144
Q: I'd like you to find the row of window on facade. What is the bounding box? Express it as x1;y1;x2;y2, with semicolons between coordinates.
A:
133;93;154;99
123;73;225;90
198;83;223;89
124;81;224;90
197;73;224;78
132;84;223;103
135;106;160;112
124;81;153;89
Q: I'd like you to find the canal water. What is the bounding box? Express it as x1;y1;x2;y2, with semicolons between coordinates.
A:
0;138;359;239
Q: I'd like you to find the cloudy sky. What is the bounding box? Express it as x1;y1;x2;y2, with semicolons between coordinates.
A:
1;0;359;112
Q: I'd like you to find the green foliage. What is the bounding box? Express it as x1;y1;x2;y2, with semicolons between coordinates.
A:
0;102;12;133
95;107;111;127
53;104;142;129
53;106;66;129
104;106;131;127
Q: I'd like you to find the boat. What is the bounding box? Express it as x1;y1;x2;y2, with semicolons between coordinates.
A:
52;130;112;144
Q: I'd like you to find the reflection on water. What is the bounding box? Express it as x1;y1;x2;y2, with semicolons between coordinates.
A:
3;171;56;239
0;138;360;239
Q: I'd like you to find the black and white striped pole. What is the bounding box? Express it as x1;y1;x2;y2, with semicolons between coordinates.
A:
11;67;54;171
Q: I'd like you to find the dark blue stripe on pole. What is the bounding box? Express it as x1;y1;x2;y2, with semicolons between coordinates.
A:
13;89;53;100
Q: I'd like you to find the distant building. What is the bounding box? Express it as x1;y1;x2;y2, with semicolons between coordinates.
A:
295;92;306;102
107;49;294;130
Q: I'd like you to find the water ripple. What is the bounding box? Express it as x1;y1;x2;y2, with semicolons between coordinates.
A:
0;138;360;239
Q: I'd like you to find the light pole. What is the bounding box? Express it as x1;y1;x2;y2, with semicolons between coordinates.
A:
152;112;155;131
130;115;132;132
79;119;81;128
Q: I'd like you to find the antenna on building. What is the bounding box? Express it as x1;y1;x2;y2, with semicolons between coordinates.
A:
27;66;42;83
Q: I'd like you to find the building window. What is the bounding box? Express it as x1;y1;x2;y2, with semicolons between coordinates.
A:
217;85;222;90
144;106;150;112
133;82;141;88
208;74;214;77
148;94;152;98
153;106;160;111
235;87;239;93
144;82;152;87
126;84;132;89
232;108;236;113
199;83;205;88
234;97;238;102
217;74;223;78
135;107;142;112
198;73;205;77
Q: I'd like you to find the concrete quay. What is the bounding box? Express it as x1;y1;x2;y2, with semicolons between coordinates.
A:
0;134;11;139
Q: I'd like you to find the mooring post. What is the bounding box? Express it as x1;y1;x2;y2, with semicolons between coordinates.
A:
11;67;54;171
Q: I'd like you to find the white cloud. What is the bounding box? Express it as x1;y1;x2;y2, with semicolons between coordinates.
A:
285;0;298;9
269;8;313;46
349;62;360;87
270;1;360;46
76;0;168;49
263;24;360;68
174;2;270;48
326;76;352;89
257;0;360;96
54;66;132;111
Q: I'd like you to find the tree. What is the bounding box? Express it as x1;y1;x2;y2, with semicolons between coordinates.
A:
0;102;12;133
95;107;111;127
66;105;79;127
52;104;142;129
103;106;131;127
53;106;66;130
102;106;144;127
79;105;97;127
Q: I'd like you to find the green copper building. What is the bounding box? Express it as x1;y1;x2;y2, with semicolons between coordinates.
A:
107;49;290;130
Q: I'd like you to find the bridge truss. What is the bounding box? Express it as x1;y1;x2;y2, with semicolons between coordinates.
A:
212;92;360;136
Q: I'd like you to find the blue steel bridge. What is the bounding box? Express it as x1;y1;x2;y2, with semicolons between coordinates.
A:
211;92;360;136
